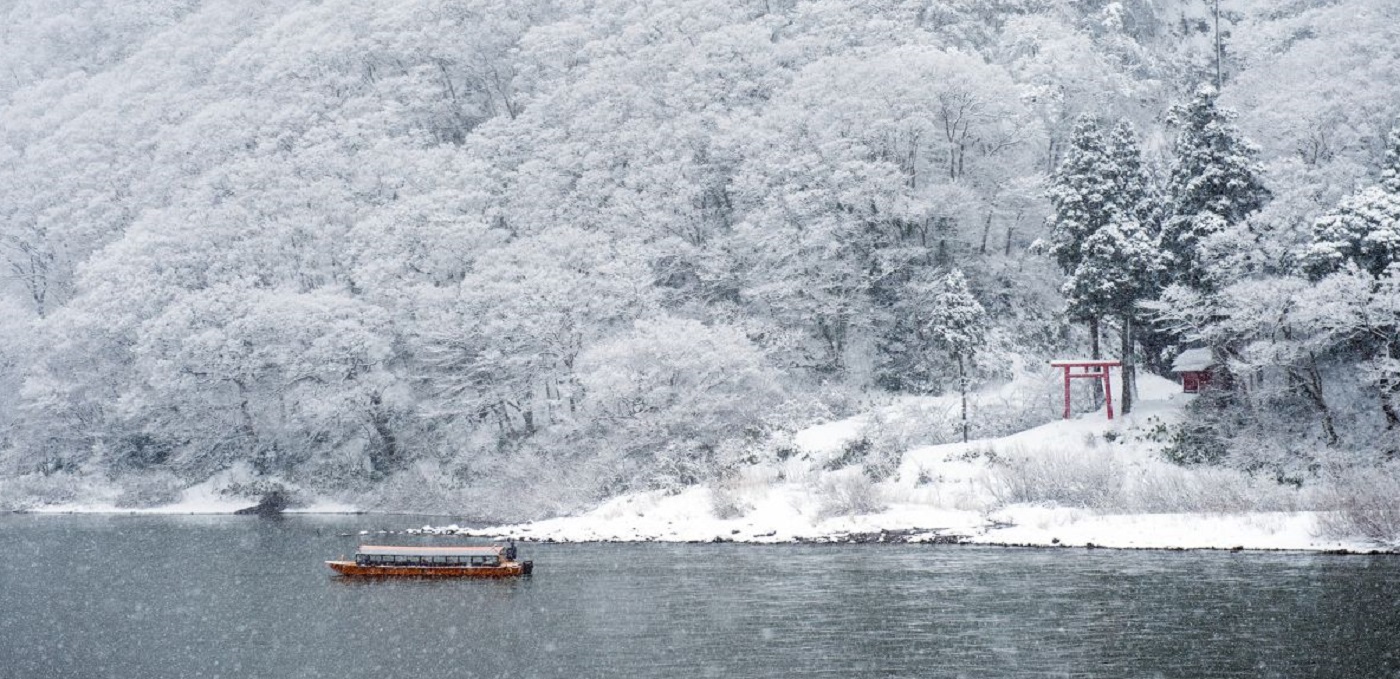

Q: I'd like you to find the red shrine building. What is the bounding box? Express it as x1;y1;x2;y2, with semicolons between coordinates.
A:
1171;348;1216;394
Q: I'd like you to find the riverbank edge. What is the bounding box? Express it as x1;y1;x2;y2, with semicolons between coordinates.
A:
11;508;1396;554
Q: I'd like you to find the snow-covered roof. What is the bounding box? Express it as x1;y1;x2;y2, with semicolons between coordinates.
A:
357;545;502;557
1172;348;1215;372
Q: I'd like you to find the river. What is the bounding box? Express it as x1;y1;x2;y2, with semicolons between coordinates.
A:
2;514;1397;678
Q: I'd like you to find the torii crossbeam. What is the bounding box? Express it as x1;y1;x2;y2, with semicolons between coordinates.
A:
1050;359;1122;420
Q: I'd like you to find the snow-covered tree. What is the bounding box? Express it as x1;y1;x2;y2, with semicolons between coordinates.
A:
1161;84;1270;291
1303;129;1400;280
1300;129;1400;427
926;270;989;443
1063;218;1162;415
1044;117;1113;275
1042;116;1114;372
1044;117;1157;403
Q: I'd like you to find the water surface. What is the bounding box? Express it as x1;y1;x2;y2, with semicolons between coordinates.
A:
2;515;1397;678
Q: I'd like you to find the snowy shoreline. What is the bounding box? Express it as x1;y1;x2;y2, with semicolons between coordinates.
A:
15;506;1393;555
447;507;1389;554
439;375;1393;554
15;375;1396;555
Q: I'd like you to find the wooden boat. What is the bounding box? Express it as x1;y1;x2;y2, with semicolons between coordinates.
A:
326;542;533;578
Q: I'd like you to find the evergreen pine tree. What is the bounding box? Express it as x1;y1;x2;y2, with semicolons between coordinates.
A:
1105;121;1156;225
1043;116;1114;387
1045;117;1159;411
1161;84;1270;291
1044;116;1114;277
926;270;988;442
1063;219;1162;415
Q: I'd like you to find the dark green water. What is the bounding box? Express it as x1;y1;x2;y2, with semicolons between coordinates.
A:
2;514;1397;678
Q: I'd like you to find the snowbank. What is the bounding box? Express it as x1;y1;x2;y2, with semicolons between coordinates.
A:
17;373;1394;553
464;373;1388;553
22;467;359;515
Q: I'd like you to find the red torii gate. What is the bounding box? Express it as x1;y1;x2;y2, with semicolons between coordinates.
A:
1050;359;1122;420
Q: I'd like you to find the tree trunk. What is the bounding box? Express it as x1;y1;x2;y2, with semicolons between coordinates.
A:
1381;390;1400;430
367;392;400;473
1089;317;1103;406
233;378;270;473
1381;340;1400;430
1293;353;1339;446
233;378;258;448
1002;210;1023;257
978;211;993;255
958;354;969;443
1120;315;1134;416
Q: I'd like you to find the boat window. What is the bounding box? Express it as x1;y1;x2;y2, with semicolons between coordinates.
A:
484;557;499;566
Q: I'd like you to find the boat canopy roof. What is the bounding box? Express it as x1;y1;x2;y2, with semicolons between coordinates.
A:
357;545;503;557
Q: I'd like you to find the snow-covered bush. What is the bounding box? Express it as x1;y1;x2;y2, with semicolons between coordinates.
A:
982;447;1124;510
1126;465;1302;514
1162;421;1233;467
1317;465;1400;545
815;472;886;519
0;472;89;510
113;471;186;508
862;402;956;462
709;473;760;521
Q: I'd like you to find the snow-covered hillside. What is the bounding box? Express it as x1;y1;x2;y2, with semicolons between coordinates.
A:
463;374;1384;552
3;1;1398;540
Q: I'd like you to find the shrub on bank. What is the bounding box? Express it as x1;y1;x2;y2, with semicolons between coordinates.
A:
1317;465;1400;545
981;447;1124;510
816;472;886;519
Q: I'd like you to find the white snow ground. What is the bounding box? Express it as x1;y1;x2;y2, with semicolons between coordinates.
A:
463;373;1383;552
29;373;1388;552
26;466;359;515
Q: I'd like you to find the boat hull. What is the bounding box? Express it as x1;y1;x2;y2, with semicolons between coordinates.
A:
326;560;530;578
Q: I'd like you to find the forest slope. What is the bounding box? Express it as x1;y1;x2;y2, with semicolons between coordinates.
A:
1;1;1397;537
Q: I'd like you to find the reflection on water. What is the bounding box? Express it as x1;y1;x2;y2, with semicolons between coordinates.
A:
2;515;1397;678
